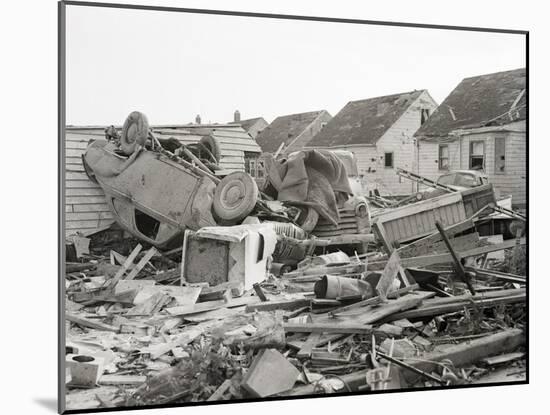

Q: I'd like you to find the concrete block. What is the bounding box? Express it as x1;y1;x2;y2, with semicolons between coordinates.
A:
242;348;300;397
66;354;105;387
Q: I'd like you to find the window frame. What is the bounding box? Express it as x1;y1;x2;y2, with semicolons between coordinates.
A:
469;140;486;171
384;152;394;169
438;144;450;171
494;136;506;175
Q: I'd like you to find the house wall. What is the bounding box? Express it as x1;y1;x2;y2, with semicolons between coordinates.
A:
65;129;115;236
417;120;526;207
370;90;438;195
417;140;461;185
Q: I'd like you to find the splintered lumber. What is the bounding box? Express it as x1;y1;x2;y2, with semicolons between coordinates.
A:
383;288;525;322
435;220;476;294
66;313;118;332
401;329;525;384
166;296;259;316
98;375;146;386
66;262;97;273
207;379;233;401
242;349;300;397
320;292;435;326
481;352;525;366
376;250;402;299
283;323;395;337
296;333;322;358
110;244;142;285
468;268;526;284
370;238;526;269
124;247;157;280
245;297;311;313
397;219;475;258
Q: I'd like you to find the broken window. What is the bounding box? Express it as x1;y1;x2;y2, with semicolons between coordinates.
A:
494;136;506;174
469;140;485;170
439;144;449;170
244;152;257;177
421;108;430;125
384;152;394;168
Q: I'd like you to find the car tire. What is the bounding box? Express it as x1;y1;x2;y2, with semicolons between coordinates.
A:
120;111;149;155
297;207;319;232
213;172;259;222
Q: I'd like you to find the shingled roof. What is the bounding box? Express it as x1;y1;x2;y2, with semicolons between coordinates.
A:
255;110;329;153
306;90;425;148
229;117;266;131
415;68;526;139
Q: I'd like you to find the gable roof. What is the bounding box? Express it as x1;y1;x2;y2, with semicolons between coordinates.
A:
415;68;526;139
229;117;267;131
255;110;329;153
307;90;425;147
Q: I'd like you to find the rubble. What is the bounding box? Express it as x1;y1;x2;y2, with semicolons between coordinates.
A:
64;114;527;410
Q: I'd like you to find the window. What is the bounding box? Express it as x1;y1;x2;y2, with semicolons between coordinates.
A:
469;141;485;170
244;152;264;178
421;108;430;125
438;144;449;170
494;136;506;174
384;152;394;168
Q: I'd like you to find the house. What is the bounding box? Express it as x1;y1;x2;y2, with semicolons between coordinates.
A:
305;90;438;195
229;110;268;139
65;123;261;236
255;110;332;155
414;68;526;209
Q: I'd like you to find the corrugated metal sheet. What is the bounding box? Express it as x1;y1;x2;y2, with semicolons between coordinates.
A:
64;124;261;236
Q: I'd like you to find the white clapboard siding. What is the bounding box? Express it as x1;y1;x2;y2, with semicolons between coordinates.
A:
65;131;114;235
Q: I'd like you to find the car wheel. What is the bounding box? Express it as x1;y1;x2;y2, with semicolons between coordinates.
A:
297;207;319;232
213;172;259;222
120;111;149;155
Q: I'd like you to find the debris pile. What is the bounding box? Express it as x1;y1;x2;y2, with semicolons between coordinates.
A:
64;221;526;410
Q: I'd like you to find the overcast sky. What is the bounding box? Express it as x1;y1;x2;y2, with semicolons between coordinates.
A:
65;5;526;126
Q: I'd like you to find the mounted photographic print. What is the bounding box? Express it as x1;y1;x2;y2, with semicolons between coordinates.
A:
59;1;528;413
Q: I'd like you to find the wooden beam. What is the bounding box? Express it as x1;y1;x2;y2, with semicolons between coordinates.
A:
66;313;119;332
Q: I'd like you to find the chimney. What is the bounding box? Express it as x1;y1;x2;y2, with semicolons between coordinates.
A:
195;114;201;124
234;110;241;123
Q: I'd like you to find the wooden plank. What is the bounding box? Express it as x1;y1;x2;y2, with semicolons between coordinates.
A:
65;219;114;230
98;375;146;386
72;203;111;212
296;333;322;359
370;238;526;269
66;212;114;221
481;352;525;366
66;313;118;332
110;244;143;284
166;296;259;316
207;379;233;401
245;298;311;313
66;180;100;189
66;196;108;205
124;247;157;280
373;191;463;223
66;188;105;196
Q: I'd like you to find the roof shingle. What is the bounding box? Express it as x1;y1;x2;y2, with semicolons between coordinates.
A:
255;110;328;153
415;68;526;138
307;90;424;147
